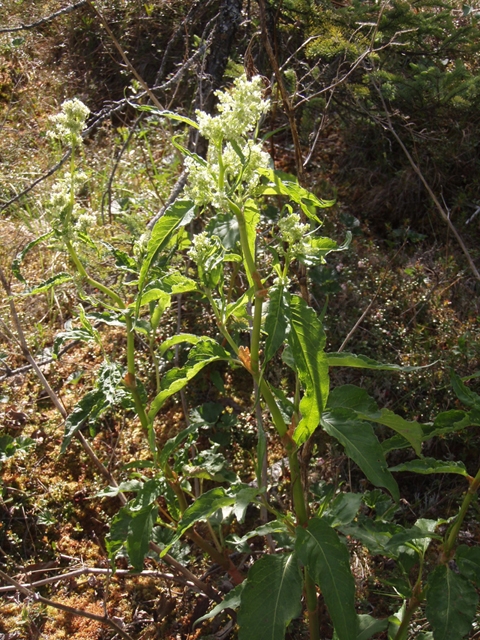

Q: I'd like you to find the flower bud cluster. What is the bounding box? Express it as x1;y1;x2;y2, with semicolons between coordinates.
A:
184;75;271;211
196;75;269;144
277;212;315;261
49;98;90;146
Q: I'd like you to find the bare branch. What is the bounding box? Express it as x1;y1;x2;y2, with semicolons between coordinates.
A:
0;567;196;593
0;1;87;33
370;75;480;283
0;568;134;640
0;149;71;214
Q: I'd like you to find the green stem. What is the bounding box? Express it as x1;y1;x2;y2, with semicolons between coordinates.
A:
65;240;124;308
304;569;320;640
443;467;480;559
393;556;424;640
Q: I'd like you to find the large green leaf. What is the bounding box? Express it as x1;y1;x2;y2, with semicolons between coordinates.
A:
258;168;334;220
321;409;399;500
296;518;358;640
237;552;303;640
137;198;195;314
288;295;329;444
389;458;469;477
328;385;423;454
148;339;230;420
456;545;480;586
425;565;478;640
263;284;288;365
326;352;432;372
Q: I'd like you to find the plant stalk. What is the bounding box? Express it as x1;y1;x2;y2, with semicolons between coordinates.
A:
443;467;480;559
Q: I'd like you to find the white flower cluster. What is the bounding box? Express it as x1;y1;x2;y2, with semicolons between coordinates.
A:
184;139;271;209
49;170;88;214
74;207;98;233
196;75;269;144
187;231;215;264
184;75;271;211
277;212;312;260
49;98;90;146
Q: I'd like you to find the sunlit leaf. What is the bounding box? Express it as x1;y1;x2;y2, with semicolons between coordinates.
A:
389;458;469;476
322;408;399;500
288;295;329;444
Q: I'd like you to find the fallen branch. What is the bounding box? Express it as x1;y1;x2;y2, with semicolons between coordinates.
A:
0;567;197;593
0;568;134;640
0;149;71;214
0;1;87;33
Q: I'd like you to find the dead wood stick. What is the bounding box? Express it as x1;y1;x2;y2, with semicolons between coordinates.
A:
0;569;134;640
0;1;87;33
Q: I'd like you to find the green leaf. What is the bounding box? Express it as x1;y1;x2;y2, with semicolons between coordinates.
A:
106;502;158;572
194;582;246;626
425;565;478;640
328;385;423;454
389;458;469;476
456;545;480;586
321;409;399;500
160;272;197;294
356;614;388;640
323;493;363;527
139;107;200;130
450;370;480;409
137;199;195;314
62;362;130;452
426;410;472;439
296;518;358;640
258;168;334;220
27;272;73;295
237;553;303;640
159;488;236;555
326;352;433;372
0;435;34;465
11;231;54;284
148;339;230;420
132;288;171;309
264;284;288;365
62;388;104;453
226;521;290;550
386;520;441;554
127;503;158;571
233;486;260;524
158;423;199;468
288;295;329;445
158;333;205;356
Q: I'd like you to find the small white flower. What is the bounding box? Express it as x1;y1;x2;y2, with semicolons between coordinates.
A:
49;98;90;146
196;75;269;144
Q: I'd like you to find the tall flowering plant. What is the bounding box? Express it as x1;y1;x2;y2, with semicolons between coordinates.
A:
17;78;480;640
